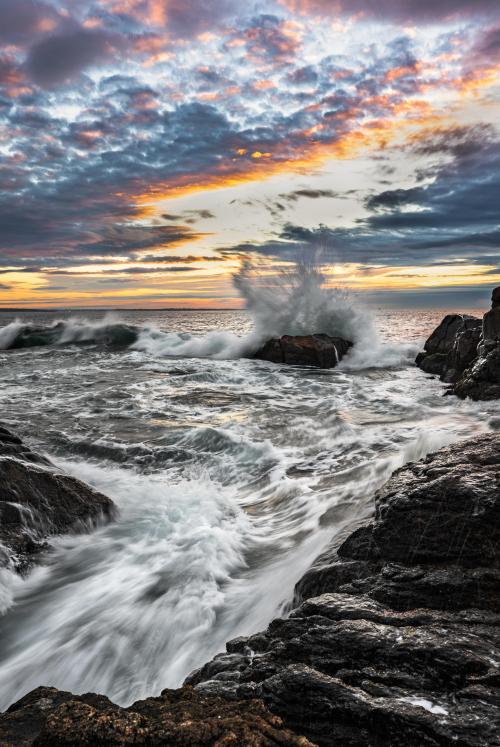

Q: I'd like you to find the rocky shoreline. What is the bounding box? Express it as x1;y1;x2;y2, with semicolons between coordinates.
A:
1;429;499;745
0;427;115;574
416;286;500;400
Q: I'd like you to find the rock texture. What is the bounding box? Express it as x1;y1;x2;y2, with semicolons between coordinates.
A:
0;685;312;746
253;334;352;368
416;287;500;399
415;314;481;382
2;434;499;746
0;426;115;573
187;434;500;746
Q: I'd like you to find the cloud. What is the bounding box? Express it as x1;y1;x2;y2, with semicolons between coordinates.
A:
281;189;340;201
365;187;422;211
138;254;221;263
161;0;235;38
410;124;497;160
0;0;62;44
281;0;500;22
162;209;215;223
75;224;210;256
222;127;500;268
475;26;500;59
26;29;120;87
237;14;301;66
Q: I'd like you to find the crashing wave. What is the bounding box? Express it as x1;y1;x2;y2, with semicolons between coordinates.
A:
0;262;418;367
0;319;139;350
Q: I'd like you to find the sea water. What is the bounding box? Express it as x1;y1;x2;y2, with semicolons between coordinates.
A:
0;271;497;708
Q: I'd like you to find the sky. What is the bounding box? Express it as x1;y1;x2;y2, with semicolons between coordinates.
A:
0;0;499;309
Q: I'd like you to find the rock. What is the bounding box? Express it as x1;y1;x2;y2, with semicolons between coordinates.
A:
2;435;500;746
453;287;500;400
0;426;115;573
415;314;481;382
0;685;313;746
187;434;500;746
253;334;352;368
454;343;500;400
416;288;500;399
2;322;138;350
482;307;500;348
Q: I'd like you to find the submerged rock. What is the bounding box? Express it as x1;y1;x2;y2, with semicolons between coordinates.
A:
0;685;313;746
416;287;500;399
253;334;352;368
0;426;115;573
187;434;500;746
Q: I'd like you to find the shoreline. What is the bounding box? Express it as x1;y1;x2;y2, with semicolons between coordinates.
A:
1;430;498;745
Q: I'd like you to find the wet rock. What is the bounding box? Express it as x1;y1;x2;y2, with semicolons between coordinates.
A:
415;314;481;382
454;344;500;400
453;287;500;400
416;287;500;399
188;433;500;746
0;426;115;573
0;685;313;746
253;334;352;368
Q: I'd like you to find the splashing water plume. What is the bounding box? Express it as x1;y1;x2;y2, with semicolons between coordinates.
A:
0;259;416;367
234;260;375;344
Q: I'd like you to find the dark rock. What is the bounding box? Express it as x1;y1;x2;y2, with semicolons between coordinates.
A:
453;287;500;399
253;334;352;368
0;426;115;573
421;314;479;356
0;685;313;746
415;314;481;382
187;434;500;746
417;288;500;399
3;435;500;746
454;343;500;400
482;307;500;347
2;322;138;350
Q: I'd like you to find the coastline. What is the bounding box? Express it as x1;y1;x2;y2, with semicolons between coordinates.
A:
1;430;498;745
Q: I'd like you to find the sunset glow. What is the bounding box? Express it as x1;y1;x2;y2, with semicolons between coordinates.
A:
0;0;499;307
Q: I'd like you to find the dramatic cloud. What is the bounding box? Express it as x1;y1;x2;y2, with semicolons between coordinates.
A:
0;0;62;44
225;128;500;269
282;0;500;22
0;0;499;305
26;29;121;86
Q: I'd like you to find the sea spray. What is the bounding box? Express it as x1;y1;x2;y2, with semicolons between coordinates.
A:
0;304;495;709
0;261;418;367
233;259;375;344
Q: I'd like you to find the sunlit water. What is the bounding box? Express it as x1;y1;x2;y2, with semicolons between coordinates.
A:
0;306;497;709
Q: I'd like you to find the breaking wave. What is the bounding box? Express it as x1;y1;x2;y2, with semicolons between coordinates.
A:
0;317;139;350
0;262;417;368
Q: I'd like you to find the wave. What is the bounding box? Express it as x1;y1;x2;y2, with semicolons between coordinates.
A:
0;317;139;351
0;262;417;368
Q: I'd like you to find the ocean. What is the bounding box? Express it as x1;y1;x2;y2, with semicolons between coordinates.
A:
0;302;497;709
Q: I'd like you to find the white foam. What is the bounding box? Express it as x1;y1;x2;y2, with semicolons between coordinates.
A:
400;697;449;716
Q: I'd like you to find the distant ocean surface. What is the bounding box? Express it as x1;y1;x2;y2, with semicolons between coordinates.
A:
0;305;497;709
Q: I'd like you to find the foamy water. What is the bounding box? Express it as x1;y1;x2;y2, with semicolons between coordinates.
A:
0;282;496;708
